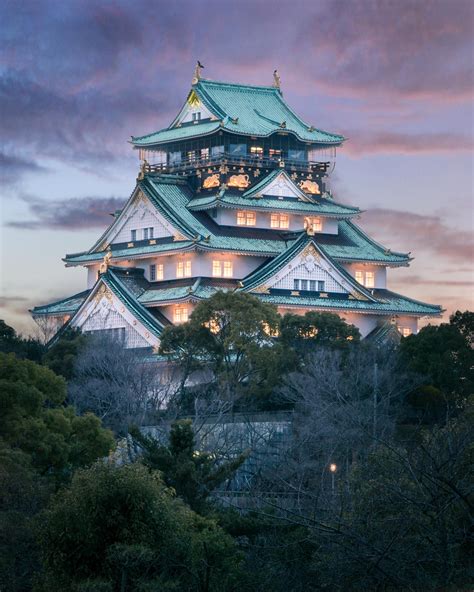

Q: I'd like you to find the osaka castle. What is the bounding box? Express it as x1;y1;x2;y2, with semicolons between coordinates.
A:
32;65;442;348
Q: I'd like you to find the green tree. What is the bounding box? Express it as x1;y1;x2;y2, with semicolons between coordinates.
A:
131;420;247;514
0;320;44;362
280;311;360;361
43;327;88;380
0;353;114;478
160;292;282;407
400;313;474;404
36;463;244;592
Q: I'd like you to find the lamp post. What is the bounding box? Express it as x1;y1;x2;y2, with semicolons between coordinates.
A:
329;463;337;495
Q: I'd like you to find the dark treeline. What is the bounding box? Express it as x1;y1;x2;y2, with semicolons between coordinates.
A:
0;299;473;591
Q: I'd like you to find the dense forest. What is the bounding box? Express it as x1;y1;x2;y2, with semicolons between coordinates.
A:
1;295;473;591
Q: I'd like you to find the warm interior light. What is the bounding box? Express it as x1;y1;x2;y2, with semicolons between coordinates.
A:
329;463;337;473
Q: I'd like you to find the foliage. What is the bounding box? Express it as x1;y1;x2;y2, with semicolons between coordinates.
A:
131;419;247;513
160;291;283;407
279;311;360;361
400;311;474;403
43;327;88;380
0;320;45;362
35;463;244;592
0;352;114;478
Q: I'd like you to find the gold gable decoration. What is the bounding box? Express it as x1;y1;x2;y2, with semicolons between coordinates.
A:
187;89;201;108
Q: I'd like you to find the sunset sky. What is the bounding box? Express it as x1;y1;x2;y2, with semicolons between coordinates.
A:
1;0;473;335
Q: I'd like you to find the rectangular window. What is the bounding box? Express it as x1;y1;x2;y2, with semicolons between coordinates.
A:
149;227;154;239
355;270;364;284
187;150;197;162
271;213;289;229
250;146;263;158
150;264;156;281
288;149;305;161
401;327;412;337
318;281;325;291
269;149;282;159
229;143;246;157
312;217;322;232
211;145;224;158
365;271;375;288
174;306;188;323
156;263;164;280
301;279;308;291
131;229;137;241
223;261;233;278
212;261;222;277
177;260;192;278
309;280;316;291
169;151;181;165
237;211;256;226
200;147;209;160
143;228;149;240
192;112;201;122
293;279;300;290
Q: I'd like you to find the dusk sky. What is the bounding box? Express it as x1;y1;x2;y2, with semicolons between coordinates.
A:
1;0;473;335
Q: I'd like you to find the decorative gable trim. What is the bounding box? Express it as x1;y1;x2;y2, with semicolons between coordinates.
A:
244;170;310;201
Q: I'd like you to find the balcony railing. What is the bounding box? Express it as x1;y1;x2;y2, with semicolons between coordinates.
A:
142;152;330;175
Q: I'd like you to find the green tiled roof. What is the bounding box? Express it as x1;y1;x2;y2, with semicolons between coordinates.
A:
256;289;442;316
139;278;235;305
187;192;359;218
31;290;90;316
132;79;345;147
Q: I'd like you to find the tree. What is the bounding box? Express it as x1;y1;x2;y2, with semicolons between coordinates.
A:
36;463;244;592
43;328;88;380
69;333;169;434
400;313;474;405
0;320;44;362
279;311;360;361
159;292;283;409
130;419;247;514
0;353;114;478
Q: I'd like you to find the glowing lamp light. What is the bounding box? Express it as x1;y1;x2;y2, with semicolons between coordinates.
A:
329;463;337;473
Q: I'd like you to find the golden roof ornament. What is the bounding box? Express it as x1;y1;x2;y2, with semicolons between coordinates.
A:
137;160;148;180
99;249;112;274
273;69;281;89
192;60;204;85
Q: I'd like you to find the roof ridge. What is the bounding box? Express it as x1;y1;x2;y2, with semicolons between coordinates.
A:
196;78;278;91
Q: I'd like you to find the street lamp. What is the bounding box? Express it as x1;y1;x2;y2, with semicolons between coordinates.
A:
329;463;337;495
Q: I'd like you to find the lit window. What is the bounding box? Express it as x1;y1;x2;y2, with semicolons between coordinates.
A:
271;213;289;229
212;261;222;277
269;149;282;159
156;263;164;280
150;264;156;281
365;271;375;288
200;147;209;160
223;261;233;278
401;327;412;338
131;229;137;241
250;146;263;157
237;211;256;226
187;150;197;162
355;270;364;284
177;260;192;278
304;217;322;234
174;306;188;323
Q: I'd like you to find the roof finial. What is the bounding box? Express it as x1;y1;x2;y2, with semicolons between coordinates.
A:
192;60;205;85
273;69;281;89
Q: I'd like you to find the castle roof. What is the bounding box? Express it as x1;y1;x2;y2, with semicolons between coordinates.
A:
132;79;345;147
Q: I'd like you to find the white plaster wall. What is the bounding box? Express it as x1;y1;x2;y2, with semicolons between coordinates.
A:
87;265;100;288
396;316;418;336
112;205;173;244
158;303;197;324
343;263;387;289
136;252;267;282
214;208;338;234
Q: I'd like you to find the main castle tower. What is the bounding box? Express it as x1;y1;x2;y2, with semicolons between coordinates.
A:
32;66;442;347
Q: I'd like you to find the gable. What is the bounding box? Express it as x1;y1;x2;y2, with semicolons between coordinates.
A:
173;90;216;126
70;284;159;349
260;171;306;199
106;190;182;246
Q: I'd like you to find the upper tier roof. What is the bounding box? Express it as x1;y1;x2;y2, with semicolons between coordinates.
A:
132;79;345;147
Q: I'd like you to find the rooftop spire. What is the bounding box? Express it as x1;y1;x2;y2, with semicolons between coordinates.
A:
273;69;281;89
192;60;204;85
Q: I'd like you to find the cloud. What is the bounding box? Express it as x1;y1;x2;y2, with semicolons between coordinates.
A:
359;208;474;263
0;151;47;179
341;131;474;156
6;195;126;230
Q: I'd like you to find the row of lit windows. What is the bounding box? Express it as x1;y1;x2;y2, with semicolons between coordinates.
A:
149;260;234;281
131;227;153;241
355;270;375;288
168;145;306;165
293;279;325;292
236;211;322;232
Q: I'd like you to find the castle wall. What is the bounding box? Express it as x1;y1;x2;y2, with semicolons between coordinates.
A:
214;209;338;234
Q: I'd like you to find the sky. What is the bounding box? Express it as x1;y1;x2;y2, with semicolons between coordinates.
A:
1;0;473;335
